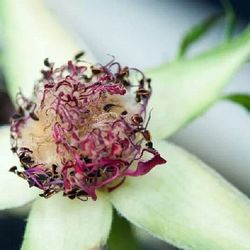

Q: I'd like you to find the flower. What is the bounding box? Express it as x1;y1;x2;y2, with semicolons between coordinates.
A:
10;56;166;201
1;0;250;250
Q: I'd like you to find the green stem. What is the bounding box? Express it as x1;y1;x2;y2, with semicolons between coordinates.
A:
107;209;140;250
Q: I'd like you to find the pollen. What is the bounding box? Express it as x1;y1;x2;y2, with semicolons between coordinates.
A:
10;54;166;201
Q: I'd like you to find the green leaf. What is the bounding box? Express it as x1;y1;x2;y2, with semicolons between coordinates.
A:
21;194;112;250
177;13;222;59
107;209;139;250
223;93;250;111
1;0;94;101
221;0;236;41
108;140;250;250
147;27;250;139
0;126;39;210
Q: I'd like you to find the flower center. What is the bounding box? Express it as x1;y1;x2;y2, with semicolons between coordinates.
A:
10;55;166;201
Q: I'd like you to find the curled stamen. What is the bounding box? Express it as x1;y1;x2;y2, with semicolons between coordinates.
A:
10;56;166;201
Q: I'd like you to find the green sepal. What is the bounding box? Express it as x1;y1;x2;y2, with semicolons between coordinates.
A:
223;93;250;111
177;13;222;59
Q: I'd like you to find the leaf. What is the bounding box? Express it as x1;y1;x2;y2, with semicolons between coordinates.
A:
147;27;250;139
223;93;250;111
177;13;222;59
108;140;250;250
0;126;39;210
107;209;139;250
21;194;112;250
221;0;236;41
1;0;94;101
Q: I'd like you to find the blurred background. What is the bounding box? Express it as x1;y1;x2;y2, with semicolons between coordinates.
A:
0;0;249;249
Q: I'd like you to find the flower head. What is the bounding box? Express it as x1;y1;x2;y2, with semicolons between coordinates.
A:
10;54;166;201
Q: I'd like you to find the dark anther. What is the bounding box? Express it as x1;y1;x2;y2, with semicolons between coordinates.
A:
76;190;88;201
19;147;33;153
52;164;58;174
12;106;25;120
91;67;102;75
26;102;32;111
81;156;92;163
9;166;17;173
44;58;51;67
37;174;47;181
63;188;77;200
136;88;150;98
11;146;17;153
19;153;34;165
18;107;25;116
121;110;128;116
12;113;24;120
121;79;130;87
47;172;53;177
21;164;28;170
21;157;34;164
17;171;26;179
119;66;129;78
42;189;56;199
74;51;85;61
68;194;76;199
139;79;144;88
142;130;151;141
30;112;39;121
28;179;35;187
82;75;92;82
76;190;88;196
131;114;143;125
69;171;75;176
146;78;152;88
103;103;116;112
105;166;114;173
136;95;141;103
88;169;101;178
146;141;153;148
66;188;78;196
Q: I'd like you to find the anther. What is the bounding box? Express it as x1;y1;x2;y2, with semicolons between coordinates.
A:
103;103;116;112
9;166;17;173
74;51;85;61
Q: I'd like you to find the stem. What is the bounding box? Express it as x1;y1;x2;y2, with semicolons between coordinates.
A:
107;209;140;250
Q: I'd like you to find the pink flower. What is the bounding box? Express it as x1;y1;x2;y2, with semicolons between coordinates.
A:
10;55;166;201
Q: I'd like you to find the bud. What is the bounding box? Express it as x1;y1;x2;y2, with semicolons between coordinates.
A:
10;55;166;201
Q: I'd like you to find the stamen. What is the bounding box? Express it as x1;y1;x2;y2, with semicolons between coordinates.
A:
9;56;166;201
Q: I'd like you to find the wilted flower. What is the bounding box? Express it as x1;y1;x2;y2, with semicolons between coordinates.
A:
1;1;250;249
9;54;166;201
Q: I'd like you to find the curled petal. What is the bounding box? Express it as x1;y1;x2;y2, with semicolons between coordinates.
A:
125;151;166;177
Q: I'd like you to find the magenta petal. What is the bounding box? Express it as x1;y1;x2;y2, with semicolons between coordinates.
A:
125;154;167;177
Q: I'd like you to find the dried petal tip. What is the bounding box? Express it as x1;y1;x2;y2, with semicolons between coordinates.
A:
10;54;166;201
